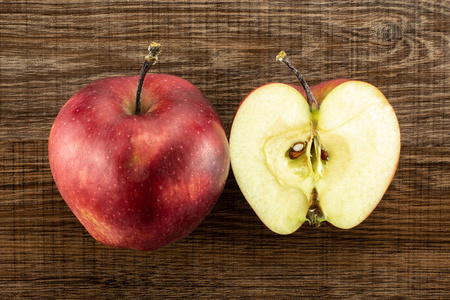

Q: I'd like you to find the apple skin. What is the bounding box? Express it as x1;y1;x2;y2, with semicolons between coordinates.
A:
233;79;350;116
49;74;230;251
289;78;350;104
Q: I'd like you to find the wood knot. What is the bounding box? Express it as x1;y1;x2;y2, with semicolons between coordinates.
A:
377;22;403;42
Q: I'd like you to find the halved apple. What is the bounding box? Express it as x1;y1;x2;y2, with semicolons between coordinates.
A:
229;52;400;234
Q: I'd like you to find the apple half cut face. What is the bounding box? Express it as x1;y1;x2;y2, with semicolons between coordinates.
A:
230;80;400;234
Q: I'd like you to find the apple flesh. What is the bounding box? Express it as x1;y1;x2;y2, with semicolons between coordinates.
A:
230;73;400;234
49;74;230;250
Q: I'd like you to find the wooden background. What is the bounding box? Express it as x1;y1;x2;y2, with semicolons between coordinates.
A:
1;0;449;298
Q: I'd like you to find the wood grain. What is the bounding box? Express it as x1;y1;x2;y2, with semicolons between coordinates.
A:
1;0;449;298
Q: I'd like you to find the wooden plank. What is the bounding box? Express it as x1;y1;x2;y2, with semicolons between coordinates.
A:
0;0;449;298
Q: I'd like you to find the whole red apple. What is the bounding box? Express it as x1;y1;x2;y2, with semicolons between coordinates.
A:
49;44;230;251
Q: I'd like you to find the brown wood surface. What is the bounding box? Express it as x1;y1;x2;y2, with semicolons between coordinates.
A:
1;0;449;298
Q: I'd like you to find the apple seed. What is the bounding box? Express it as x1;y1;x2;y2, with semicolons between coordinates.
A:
288;141;307;160
320;148;329;161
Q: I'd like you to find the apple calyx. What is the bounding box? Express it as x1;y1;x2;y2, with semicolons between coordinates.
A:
277;51;328;227
135;42;162;115
307;188;324;227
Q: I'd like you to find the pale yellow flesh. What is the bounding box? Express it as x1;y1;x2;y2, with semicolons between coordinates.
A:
230;81;400;234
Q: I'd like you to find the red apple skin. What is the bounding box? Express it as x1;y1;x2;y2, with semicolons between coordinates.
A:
234;79;351;115
49;74;230;251
289;78;350;104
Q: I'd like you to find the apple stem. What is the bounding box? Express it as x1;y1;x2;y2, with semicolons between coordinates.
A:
135;42;162;115
276;51;319;111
